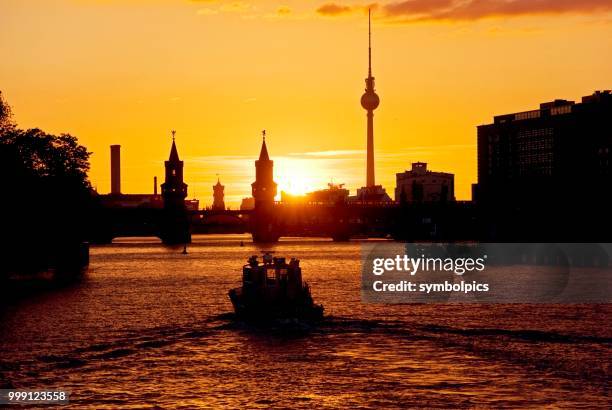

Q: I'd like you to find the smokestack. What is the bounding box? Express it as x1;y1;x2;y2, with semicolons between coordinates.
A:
154;176;158;195
110;145;121;195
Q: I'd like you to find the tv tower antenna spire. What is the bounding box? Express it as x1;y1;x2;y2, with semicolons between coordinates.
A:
368;8;372;77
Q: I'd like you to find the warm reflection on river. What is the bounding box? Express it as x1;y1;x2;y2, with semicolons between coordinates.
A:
0;235;610;408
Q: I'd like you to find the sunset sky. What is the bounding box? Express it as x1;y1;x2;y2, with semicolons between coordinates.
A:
1;0;611;206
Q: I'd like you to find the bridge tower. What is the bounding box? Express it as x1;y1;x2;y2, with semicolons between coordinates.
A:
212;177;226;211
160;131;190;244
161;130;188;208
251;131;277;208
251;131;280;242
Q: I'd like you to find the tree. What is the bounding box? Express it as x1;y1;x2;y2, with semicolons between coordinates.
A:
2;128;91;188
0;91;92;276
0;91;14;132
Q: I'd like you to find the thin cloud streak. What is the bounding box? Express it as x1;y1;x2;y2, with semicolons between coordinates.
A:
317;3;354;16
316;0;612;22
289;149;365;158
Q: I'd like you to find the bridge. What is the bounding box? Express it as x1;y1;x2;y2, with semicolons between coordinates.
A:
89;201;478;244
252;201;477;242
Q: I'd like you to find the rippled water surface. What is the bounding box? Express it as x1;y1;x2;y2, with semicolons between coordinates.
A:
1;235;610;408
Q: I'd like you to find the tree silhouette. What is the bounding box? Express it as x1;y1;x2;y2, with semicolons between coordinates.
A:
0;92;92;276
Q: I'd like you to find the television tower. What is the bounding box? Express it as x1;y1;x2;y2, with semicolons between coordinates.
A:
360;9;380;188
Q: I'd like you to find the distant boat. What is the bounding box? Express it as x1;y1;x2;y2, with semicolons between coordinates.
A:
228;253;324;322
182;245;188;254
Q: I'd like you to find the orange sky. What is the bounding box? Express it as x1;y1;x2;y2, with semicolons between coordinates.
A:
1;0;611;206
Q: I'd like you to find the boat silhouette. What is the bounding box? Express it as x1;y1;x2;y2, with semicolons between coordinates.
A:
228;252;324;322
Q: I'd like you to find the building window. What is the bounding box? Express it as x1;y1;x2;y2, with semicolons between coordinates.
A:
514;110;541;121
551;105;572;116
516;128;554;176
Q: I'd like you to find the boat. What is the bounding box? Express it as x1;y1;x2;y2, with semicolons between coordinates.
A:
228;253;324;322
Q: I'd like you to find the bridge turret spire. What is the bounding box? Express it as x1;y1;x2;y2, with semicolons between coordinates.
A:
169;130;180;162
252;130;277;207
162;130;187;209
212;174;225;211
259;130;270;161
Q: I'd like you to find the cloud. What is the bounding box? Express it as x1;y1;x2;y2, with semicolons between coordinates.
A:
290;149;365;158
276;6;292;16
317;3;355;16
384;0;454;16
192;0;254;16
196;8;219;15
219;1;252;13
288;145;475;159
316;0;612;22
398;0;612;22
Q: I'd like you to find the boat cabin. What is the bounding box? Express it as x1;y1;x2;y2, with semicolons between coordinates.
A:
242;253;303;298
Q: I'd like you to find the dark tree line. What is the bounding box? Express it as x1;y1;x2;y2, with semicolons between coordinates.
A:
0;91;93;276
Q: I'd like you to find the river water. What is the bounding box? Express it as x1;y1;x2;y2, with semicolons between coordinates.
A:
0;235;610;408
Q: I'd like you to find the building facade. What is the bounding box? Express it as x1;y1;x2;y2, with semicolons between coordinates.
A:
395;162;455;203
306;183;350;204
476;90;611;204
281;183;350;205
353;185;392;203
240;197;255;210
475;90;611;240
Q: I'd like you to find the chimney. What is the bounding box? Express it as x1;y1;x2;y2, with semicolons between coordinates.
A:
154;176;158;195
110;145;121;195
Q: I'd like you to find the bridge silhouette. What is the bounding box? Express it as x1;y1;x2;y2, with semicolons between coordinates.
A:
90;200;477;244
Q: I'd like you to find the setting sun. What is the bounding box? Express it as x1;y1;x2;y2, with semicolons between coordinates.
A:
275;157;318;196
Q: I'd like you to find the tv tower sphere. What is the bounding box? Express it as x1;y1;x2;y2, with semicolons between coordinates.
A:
361;90;380;110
